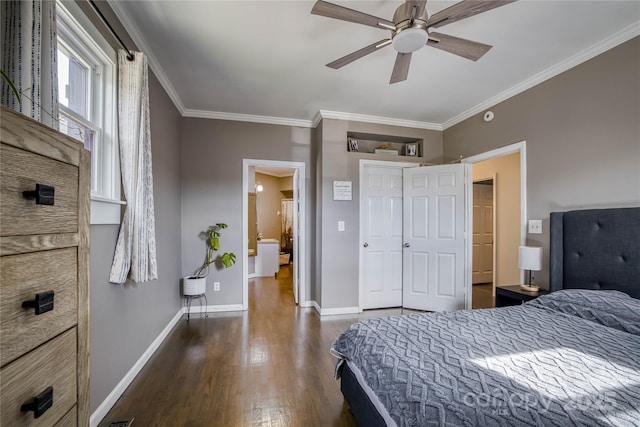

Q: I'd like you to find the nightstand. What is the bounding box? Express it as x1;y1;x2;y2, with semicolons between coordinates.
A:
495;285;548;307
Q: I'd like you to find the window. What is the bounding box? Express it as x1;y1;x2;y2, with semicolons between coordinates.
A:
56;1;122;223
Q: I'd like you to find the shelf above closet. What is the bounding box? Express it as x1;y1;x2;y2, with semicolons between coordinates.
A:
347;132;423;159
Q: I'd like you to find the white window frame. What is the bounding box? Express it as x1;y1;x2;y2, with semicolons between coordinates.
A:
57;1;123;224
57;39;101;192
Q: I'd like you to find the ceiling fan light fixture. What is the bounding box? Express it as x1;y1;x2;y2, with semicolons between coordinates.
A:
392;27;428;53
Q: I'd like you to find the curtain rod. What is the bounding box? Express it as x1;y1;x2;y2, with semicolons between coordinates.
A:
87;0;135;61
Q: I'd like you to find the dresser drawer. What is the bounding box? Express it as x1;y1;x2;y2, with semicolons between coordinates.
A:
1;248;78;366
1;328;77;427
54;405;77;427
1;144;79;237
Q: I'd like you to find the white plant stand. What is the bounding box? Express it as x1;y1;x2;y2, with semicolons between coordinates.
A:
182;276;208;321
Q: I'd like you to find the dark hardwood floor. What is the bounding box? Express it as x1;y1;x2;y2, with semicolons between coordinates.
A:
99;265;412;426
472;283;495;309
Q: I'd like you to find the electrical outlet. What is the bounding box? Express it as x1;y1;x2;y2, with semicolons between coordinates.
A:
528;220;542;234
214;282;220;291
338;221;345;232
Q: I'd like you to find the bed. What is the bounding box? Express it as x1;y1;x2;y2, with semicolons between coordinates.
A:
331;207;640;426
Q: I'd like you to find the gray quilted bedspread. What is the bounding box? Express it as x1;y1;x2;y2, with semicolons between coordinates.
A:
331;290;640;426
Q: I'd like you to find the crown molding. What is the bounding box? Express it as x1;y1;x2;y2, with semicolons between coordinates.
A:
318;110;443;131
182;109;315;128
107;0;185;115
184;109;443;131
312;110;324;128
442;22;640;130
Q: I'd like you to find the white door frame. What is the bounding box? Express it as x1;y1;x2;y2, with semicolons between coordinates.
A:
358;159;418;311
242;159;306;310
462;140;527;285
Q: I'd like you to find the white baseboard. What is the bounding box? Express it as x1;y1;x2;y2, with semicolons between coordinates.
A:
312;300;322;314
186;304;244;313
320;306;360;316
90;308;184;427
299;300;316;309
299;301;361;316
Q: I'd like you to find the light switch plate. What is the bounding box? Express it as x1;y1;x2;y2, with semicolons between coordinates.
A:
528;220;542;234
338;221;345;232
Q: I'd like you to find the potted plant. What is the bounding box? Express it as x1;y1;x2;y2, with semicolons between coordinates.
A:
183;223;236;295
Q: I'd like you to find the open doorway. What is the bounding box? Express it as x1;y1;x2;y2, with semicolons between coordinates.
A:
242;159;306;310
463;141;527;309
472;178;495;309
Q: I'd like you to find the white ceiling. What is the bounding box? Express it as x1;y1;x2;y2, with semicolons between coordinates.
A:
109;1;640;129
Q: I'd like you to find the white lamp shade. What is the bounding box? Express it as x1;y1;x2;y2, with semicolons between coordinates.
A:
518;246;542;271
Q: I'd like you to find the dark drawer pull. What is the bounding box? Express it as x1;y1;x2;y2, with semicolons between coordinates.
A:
22;183;55;205
20;386;53;418
22;290;55;315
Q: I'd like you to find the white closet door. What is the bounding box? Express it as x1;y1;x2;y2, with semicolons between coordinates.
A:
360;164;404;309
402;164;469;312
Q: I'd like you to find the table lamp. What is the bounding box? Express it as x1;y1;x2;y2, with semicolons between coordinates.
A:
519;246;542;292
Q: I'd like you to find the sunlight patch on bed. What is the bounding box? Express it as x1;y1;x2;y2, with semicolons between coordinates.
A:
470;347;640;401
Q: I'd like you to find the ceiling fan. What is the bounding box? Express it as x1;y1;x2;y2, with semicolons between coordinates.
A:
311;0;516;84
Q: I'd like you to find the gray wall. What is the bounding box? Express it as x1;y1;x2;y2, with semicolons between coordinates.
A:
89;70;182;414
318;119;443;309
79;2;183;413
180;119;314;305
444;36;640;288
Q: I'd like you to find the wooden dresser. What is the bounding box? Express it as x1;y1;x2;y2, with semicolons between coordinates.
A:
1;107;90;426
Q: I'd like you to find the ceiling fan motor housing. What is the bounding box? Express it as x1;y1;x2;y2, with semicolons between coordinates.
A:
391;3;429;53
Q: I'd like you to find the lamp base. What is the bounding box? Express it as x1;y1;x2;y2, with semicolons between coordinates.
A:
520;284;540;292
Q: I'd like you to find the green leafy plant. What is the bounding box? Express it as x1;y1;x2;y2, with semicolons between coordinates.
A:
1;70;21;105
191;223;236;279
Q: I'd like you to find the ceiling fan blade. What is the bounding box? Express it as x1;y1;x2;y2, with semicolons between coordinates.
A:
428;0;517;28
390;52;412;84
326;39;391;69
311;0;395;30
427;32;492;61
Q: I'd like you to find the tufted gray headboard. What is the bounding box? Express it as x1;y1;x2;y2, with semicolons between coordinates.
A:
549;207;640;299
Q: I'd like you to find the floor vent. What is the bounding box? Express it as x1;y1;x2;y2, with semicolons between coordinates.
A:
109;420;134;427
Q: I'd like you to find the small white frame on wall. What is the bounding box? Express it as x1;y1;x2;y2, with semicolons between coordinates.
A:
333;181;352;201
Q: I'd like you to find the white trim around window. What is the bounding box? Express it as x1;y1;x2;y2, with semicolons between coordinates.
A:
57;1;123;224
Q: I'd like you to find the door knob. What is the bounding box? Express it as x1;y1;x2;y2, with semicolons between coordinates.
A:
403;243;410;248
363;242;369;248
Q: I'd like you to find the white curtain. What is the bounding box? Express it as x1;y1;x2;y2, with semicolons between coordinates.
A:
110;50;158;284
1;0;59;129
